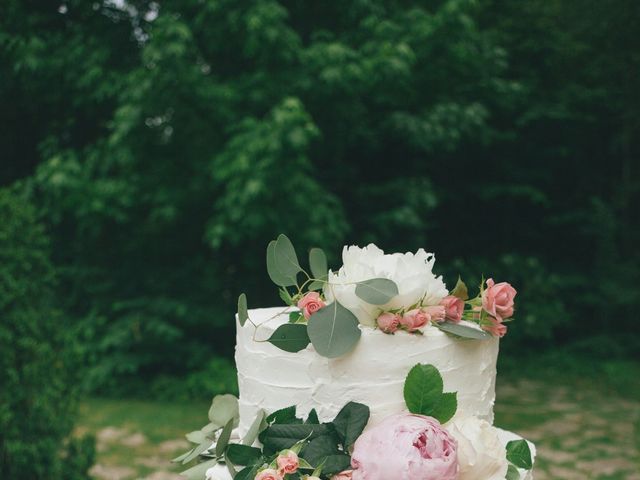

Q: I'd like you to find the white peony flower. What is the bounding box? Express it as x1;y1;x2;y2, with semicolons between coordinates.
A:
324;244;448;326
446;416;508;480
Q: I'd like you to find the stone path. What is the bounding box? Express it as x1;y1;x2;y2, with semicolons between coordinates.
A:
87;379;640;479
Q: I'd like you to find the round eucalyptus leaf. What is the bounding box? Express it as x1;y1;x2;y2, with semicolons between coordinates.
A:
309;247;328;280
354;278;399;305
266;240;297;286
208;394;239;427
307;301;361;358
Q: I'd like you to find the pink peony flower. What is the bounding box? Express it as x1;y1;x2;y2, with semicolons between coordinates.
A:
331;471;354;480
276;449;299;475
482;279;516;321
297;292;326;320
351;413;458;480
422;305;446;322
482;316;507;338
440;296;464;323
376;312;400;333
400;308;430;332
255;468;282;480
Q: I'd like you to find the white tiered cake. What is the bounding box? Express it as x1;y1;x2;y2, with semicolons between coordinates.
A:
182;238;535;480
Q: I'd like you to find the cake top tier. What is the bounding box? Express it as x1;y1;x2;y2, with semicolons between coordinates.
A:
237;234;518;360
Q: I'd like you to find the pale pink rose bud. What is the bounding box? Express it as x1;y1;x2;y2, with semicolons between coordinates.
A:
440;296;464;323
482;279;517;321
376;312;400;333
351;413;458;480
331;471;353;480
400;308;430;332
422;305;446;322
297;291;326;320
482;316;508;338
276;449;299;475
255;468;283;480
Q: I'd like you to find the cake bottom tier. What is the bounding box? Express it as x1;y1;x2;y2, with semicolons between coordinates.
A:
202;428;535;480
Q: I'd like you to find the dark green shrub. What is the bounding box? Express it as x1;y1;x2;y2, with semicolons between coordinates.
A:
0;187;94;479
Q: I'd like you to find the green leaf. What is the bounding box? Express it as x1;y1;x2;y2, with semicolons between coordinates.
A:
242;410;265;446
181;439;211;464
332;402;370;448
237;293;249;326
215;418;234;458
171;449;192;463
201;422;219;435
185;430;206;444
305;408;319;425
225;452;237;478
259;424;332;453
354;278;399;305
267;323;310;353
266;240;297;287
235;465;259;480
180;458;218;480
428;392;457;424
436;321;492;340
506;439;533;469
506;464;520;480
266;406;300;425
289;311;303;323
307;280;324;291
274;234;302;279
318;454;352;476
450;276;469;300
307;301;362;358
403;364;458;423
226;444;262;466
208;394;239;428
309;247;328;280
279;288;295;306
302;434;341;466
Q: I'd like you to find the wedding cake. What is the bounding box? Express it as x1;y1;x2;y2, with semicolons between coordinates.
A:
175;236;536;480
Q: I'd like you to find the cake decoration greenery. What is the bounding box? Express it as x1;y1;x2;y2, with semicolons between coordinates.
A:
238;235;518;358
172;363;533;480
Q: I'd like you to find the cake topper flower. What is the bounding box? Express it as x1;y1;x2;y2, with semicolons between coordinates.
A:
237;234;518;359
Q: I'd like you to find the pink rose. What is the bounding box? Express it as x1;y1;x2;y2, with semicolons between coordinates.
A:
331;471;353;480
255;468;282;480
482;316;507;338
482;279;516;321
351;413;458;480
422;305;446;322
276;449;299;475
400;308;430;332
297;292;326;320
376;312;400;333
440;296;464;323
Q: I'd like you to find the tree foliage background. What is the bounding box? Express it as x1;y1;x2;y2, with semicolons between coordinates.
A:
1;0;638;398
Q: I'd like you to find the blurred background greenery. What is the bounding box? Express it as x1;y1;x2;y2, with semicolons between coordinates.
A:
1;0;638;478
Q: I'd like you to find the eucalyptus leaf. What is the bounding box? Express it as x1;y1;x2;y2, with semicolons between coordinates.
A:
274;234;302;279
181;440;211;464
506;439;533;469
332;402;370;448
267;323;310;353
201;422;219;435
226;444;262;466
185;430;206;444
215;418;234;458
279;287;294;306
450;276;469;300
436;321;492;340
403;363;458;423
171;449;192;463
237;293;249;326
180;458;218;480
307;280;324;291
309;247;328;280
242;409;265;446
354;278;399;305
307;301;361;358
208;394;239;428
267;240;297;286
225;452;237;478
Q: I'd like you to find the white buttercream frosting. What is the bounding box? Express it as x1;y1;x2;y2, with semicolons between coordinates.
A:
236;307;499;435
